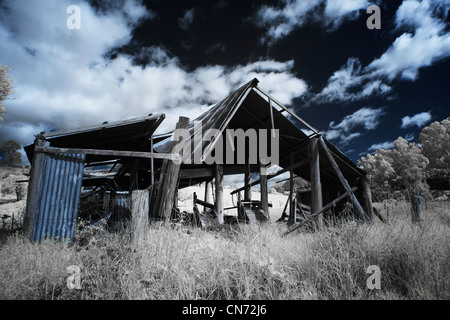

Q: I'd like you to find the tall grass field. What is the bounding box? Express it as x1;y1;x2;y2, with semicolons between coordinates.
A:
0;201;449;300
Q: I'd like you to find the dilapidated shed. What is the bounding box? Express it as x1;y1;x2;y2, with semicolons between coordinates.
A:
23;78;374;241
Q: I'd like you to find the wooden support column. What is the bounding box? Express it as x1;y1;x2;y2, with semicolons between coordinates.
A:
361;175;374;222
131;189;149;248
288;153;295;225
309;137;323;229
260;164;269;220
23;138;49;240
129;158;140;191
150;136;155;185
215;164;224;224
318;136;370;222
204;180;211;214
155;116;190;220
244;165;252;201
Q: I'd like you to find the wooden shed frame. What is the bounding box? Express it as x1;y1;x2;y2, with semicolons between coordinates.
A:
23;79;376;241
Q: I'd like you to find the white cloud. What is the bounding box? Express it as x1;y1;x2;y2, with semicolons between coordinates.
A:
312;58;391;104
0;0;309;154
324;0;369;28
401;111;432;128
256;0;369;43
368;141;395;151
324;107;385;145
312;0;450;104
373;0;450;81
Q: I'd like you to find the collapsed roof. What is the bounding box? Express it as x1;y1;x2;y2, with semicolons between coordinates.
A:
154;78;366;188
25;78;366;191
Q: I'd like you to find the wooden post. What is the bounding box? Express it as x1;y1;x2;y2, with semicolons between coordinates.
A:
156;116;190;220
204;180;211;214
361;175;374;222
288;153;295;224
309;137;323;229
131;189;149;248
173;188;178;210
244;165;252;201
215;164;224;224
23;138;49;239
260;164;269;220
150;136;155;185
129;158;140;191
318;136;369;222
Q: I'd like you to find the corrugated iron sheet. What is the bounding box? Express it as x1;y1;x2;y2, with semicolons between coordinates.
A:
31;152;85;242
24;114;165;164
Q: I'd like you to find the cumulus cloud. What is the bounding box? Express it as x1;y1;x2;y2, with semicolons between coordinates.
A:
368;140;394;151
255;0;370;43
312;0;450;104
324;107;385;145
0;0;308;155
367;1;450;81
401;111;432;128
312;58;391;104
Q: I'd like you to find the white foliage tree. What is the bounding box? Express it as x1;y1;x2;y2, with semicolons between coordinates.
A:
0;65;14;121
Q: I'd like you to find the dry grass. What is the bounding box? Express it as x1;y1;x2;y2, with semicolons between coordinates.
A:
0;203;449;300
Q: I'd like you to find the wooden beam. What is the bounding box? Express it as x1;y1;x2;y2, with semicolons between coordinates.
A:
215;164;224;224
180;168;213;179
288;153;295;224
129;158;140;191
230;158;309;195
241;106;300;142
244;165;252;201
150;136;155;185
276;195;290;222
23;138;49;240
309;137;323;229
283;186;358;236
35;146;180;161
317;136;370;222
194;197;215;210
131;189;149;248
361;175;374;222
179;165;259;180
204;181;212;213
269;98;275;138
156;117;190;220
260;164;269;219
254;86;320;135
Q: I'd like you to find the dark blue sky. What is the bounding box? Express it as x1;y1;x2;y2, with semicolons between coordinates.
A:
0;0;449;163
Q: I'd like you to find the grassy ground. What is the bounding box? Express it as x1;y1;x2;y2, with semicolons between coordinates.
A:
0;203;449;300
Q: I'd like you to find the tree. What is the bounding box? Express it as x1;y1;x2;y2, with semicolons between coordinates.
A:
0;140;22;166
0;65;14;121
391;137;430;198
419;117;450;179
358;149;397;202
359;137;430;222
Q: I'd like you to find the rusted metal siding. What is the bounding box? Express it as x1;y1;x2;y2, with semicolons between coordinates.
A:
31;152;85;242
